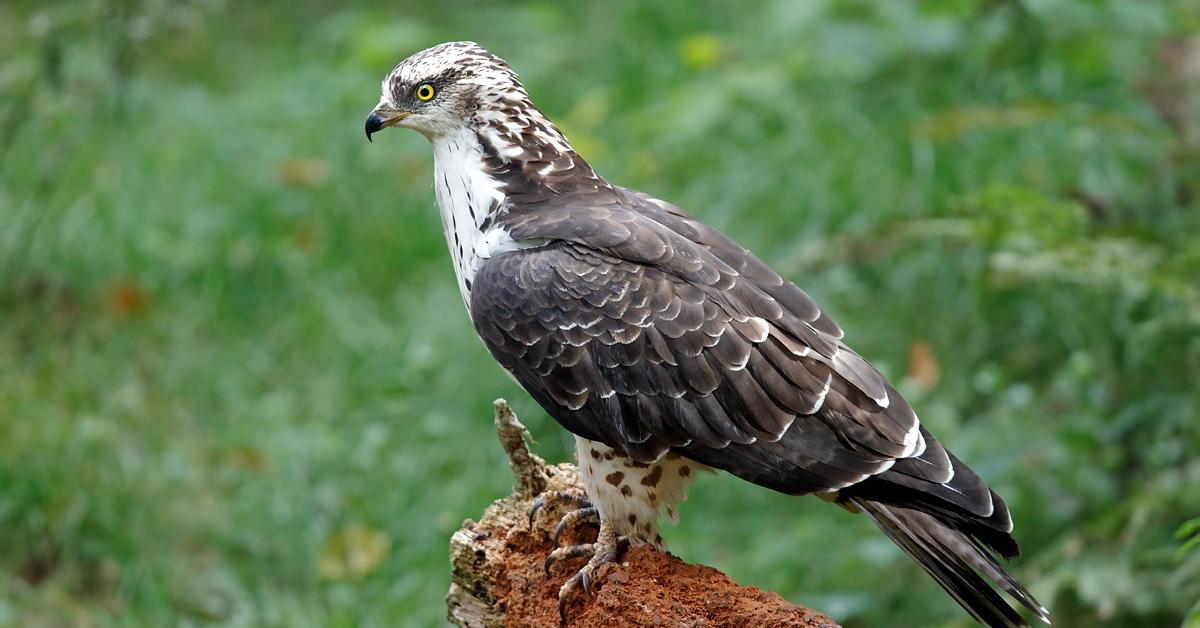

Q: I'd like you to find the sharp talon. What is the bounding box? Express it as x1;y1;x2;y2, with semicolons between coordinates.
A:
528;490;591;530
552;518;567;548
528;496;546;527
544;552;555;575
581;569;592;596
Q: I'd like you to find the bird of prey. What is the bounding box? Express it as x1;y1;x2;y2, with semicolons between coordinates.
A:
365;41;1050;627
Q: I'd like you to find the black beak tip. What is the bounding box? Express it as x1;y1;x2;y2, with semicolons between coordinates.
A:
365;112;384;142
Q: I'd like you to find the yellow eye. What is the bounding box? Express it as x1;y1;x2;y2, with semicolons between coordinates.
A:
415;83;436;101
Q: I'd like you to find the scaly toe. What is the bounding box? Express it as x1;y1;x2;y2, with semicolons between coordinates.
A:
554;523;622;624
552;506;599;548
544;542;595;574
528;489;592;528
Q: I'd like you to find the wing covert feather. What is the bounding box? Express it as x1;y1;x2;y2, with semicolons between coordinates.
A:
471;240;922;493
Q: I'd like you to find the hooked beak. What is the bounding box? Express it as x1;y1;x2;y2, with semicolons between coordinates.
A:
364;104;410;142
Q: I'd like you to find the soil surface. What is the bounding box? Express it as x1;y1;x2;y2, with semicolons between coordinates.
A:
497;516;838;627
451;471;838;627
446;402;838;628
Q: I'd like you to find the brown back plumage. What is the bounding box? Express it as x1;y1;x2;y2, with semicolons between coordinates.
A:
471;184;1049;626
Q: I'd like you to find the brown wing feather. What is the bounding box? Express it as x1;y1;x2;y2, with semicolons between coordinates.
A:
480;187;1031;528
471;240;914;490
470;192;1046;624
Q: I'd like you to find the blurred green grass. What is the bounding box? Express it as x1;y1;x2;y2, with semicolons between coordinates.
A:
2;1;1198;626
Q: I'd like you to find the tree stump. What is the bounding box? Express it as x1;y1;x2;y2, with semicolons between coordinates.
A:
446;399;839;627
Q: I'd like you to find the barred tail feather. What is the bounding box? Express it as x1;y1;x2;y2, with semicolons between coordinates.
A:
850;498;1051;628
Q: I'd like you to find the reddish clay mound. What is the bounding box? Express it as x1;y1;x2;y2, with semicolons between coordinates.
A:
446;401;837;627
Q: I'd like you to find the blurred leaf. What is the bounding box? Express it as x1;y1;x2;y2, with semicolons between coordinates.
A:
277;157;330;187
104;276;152;317
1178;517;1200;558
906;339;941;392
912;103;1060;141
678;33;730;69
318;523;391;581
954;184;1089;252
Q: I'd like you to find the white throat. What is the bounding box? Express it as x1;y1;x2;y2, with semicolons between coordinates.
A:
430;127;556;314
430;128;507;307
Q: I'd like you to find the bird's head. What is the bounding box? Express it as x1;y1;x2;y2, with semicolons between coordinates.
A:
365;41;529;142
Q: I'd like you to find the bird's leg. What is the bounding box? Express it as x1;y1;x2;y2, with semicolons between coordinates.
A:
545;519;625;623
537;492;601;573
531;487;618;622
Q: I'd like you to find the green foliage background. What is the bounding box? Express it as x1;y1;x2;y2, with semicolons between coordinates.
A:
2;1;1198;626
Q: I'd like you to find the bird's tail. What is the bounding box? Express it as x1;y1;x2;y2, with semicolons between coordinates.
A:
849;497;1051;628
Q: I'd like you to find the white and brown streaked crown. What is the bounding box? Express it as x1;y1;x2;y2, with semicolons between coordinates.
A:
373;41;589;186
